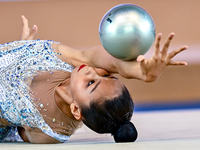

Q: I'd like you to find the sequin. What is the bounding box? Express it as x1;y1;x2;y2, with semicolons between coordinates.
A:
42;126;48;130
0;40;74;142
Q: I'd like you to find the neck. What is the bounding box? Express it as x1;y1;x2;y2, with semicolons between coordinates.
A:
54;78;76;120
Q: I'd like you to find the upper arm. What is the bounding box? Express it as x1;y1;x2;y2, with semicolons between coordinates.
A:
53;43;141;79
18;127;62;144
18;127;29;142
82;46;117;73
54;43;117;73
52;43;88;68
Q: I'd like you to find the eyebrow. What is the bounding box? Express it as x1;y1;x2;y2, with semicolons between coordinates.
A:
90;81;101;93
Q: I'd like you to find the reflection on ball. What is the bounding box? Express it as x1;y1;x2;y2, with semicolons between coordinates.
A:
99;4;156;60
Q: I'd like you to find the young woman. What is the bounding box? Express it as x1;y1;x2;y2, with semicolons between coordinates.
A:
0;16;187;143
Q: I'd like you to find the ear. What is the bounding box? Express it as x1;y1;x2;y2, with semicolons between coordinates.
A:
70;103;82;120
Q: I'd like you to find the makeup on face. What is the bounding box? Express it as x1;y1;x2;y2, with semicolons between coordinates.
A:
78;64;86;72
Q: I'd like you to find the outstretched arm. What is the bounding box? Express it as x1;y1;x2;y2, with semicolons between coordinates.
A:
58;32;187;82
20;16;187;82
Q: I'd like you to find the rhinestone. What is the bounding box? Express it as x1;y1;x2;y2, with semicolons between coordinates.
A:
47;79;49;81
53;118;56;122
47;103;49;106
0;40;75;131
39;104;44;108
42;126;48;130
44;109;47;111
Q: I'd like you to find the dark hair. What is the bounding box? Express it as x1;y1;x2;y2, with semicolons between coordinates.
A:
80;86;138;143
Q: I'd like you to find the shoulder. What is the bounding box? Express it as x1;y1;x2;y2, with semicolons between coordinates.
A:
51;43;89;67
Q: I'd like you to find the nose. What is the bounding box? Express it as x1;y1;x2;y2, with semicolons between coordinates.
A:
84;66;96;75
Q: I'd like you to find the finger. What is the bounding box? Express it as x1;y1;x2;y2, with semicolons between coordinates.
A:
153;33;162;58
137;55;145;62
168;46;188;59
26;25;38;40
140;58;147;71
167;60;188;66
161;32;175;58
21;15;30;40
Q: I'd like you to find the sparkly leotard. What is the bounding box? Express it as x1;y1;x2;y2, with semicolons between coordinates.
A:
0;40;82;143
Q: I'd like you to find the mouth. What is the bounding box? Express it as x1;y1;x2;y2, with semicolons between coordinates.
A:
78;64;86;72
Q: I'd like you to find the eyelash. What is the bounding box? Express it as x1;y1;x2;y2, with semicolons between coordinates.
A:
88;80;95;86
103;75;110;77
87;75;116;86
103;75;118;79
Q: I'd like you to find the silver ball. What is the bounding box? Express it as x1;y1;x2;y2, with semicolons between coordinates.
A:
99;4;156;60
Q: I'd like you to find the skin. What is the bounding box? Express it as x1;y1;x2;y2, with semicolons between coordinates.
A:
70;66;123;106
54;66;123;120
18;15;188;143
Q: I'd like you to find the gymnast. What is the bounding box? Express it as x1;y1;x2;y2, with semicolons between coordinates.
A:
0;16;187;143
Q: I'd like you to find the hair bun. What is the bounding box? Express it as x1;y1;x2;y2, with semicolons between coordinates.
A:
113;121;138;143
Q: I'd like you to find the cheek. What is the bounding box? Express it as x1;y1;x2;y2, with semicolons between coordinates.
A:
70;76;87;98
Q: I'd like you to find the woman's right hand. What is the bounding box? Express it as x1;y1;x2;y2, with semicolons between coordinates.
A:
20;15;38;40
136;33;187;82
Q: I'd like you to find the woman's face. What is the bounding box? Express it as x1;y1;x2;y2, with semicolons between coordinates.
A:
70;65;124;106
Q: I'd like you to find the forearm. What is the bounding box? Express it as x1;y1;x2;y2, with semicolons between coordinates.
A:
112;58;144;80
85;46;145;80
94;33;188;82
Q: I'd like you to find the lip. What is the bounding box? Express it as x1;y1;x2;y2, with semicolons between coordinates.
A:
78;64;86;72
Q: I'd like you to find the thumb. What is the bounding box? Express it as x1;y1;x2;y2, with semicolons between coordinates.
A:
137;55;145;62
26;25;38;40
137;55;147;73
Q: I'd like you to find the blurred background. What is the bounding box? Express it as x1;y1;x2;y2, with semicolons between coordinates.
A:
0;0;199;111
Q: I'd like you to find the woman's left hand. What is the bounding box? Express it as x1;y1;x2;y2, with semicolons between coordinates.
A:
137;32;188;82
20;15;38;40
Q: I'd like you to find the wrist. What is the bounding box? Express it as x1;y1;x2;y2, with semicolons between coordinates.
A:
143;73;158;82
